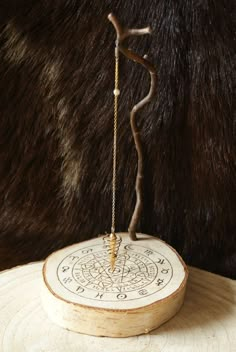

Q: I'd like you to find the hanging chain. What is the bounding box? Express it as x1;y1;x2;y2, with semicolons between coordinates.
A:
111;42;120;235
102;41;121;271
102;41;122;272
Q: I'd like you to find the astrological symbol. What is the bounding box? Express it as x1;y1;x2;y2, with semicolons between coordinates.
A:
157;258;165;265
82;248;93;254
69;255;80;261
117;294;127;300
144;250;153;256
63;277;72;284
76;286;84;293
138;289;148;295
156;278;164;286
124;244;134;251
83;263;96;271
161;268;169;274
61;266;70;272
95;292;104;299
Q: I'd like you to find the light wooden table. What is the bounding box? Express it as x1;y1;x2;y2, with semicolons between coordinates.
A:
0;262;235;351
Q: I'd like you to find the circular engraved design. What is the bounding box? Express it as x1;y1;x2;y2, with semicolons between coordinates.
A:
42;233;188;336
57;243;173;302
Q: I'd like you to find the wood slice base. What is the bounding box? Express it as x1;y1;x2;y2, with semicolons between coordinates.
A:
0;262;236;351
41;233;188;337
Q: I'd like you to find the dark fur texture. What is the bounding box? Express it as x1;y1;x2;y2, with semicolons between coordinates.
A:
0;1;235;277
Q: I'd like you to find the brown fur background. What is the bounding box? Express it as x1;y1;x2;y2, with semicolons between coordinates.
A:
0;0;235;278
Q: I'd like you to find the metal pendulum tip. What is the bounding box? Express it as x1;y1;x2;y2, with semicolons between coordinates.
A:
110;232;117;272
103;232;122;273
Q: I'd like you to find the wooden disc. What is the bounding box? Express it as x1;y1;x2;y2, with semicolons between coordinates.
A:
41;233;188;337
1;262;236;351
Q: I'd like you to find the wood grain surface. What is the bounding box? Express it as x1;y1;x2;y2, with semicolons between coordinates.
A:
0;262;235;351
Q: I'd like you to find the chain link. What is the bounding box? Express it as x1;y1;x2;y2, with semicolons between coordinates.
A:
111;45;120;235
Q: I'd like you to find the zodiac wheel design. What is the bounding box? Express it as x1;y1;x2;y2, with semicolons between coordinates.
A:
57;244;173;302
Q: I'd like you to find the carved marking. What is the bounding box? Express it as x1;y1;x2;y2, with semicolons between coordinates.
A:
57;244;173;302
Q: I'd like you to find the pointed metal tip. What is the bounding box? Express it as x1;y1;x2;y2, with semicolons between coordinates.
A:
110;262;115;272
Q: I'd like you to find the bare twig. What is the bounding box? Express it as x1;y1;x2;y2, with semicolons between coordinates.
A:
108;13;157;241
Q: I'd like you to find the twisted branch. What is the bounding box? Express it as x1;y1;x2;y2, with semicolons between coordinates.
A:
108;13;157;241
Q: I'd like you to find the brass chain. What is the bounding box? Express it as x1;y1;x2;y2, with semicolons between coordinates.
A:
111;43;120;235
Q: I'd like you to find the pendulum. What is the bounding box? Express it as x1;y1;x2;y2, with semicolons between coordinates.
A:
103;37;122;272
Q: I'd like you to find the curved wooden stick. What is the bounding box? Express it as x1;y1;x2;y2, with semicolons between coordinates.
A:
108;13;157;241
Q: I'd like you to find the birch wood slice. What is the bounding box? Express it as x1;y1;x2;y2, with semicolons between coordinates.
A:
41;233;188;337
0;262;235;351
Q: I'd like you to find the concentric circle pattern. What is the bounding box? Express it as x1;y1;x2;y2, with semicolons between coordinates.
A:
0;262;235;351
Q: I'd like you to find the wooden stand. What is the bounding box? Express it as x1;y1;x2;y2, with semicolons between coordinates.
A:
41;233;188;337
